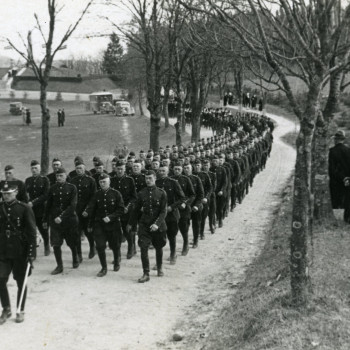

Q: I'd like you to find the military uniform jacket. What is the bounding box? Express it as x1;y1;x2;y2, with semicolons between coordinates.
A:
186;174;204;209
47;172;72;187
110;174;137;221
70;175;96;216
129;185;167;231
207;171;217;197
210;166;227;194
193;171;212;201
156;177;186;222
25;175;50;216
68;169;92;180
228;159;242;185
0;200;36;259
44;182;78;227
130;173;147;193
87;188;125;230
171;174;195;218
0;179;28;203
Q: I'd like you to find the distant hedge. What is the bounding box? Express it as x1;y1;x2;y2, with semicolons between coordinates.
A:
13;76;83;83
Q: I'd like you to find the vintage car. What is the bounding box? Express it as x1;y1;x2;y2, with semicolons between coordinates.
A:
89;92;114;114
100;101;115;114
115;100;135;117
9;102;23;115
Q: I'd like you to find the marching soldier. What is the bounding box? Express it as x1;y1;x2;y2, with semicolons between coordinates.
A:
0;165;28;203
211;156;227;228
43;168;79;275
202;159;217;233
171;162;195;255
25;160;50;256
92;159;106;190
86;173;125;277
0;183;36;324
156;165;185;264
109;160;137;259
70;161;97;261
193;159;212;239
127;170;167;283
47;158;64;187
68;156;92;180
130;161;147;193
183;163;204;248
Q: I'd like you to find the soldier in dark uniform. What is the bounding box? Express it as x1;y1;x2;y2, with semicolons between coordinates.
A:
68;156;92;180
0;183;36;324
43;168;79;275
171;162;195;255
329;130;350;222
110;161;137;259
127;171;167;283
25;160;50;256
89;156;108;177
87;173;125;276
183;164;204;248
202;159;217;234
193;159;212;239
0;165;28;203
211;156;227;228
47;158;64;187
92;160;106;190
70;161;97;261
156;165;185;264
130;161;147;193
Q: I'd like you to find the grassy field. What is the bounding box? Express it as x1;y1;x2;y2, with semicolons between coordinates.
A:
0;99;190;179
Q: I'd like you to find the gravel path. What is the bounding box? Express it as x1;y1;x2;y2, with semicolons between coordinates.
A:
2;110;296;350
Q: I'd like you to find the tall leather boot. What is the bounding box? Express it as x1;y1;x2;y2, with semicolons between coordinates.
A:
156;248;164;277
71;246;79;268
181;231;189;256
97;249;107;277
113;248;121;271
51;246;63;275
138;247;150;283
169;237;177;265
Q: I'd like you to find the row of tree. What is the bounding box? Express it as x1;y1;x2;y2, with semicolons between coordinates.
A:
7;0;350;307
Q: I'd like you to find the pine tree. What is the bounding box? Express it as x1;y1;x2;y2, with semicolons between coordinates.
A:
102;33;124;75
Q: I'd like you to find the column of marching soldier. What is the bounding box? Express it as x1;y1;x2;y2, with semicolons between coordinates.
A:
0;110;274;324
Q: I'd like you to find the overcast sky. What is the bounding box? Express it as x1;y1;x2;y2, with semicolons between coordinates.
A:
0;0;130;62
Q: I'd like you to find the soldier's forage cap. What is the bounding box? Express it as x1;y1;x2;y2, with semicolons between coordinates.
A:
116;161;125;167
133;160;142;164
118;154;125;159
165;145;171;149
95;160;104;167
202;159;210;165
52;158;61;163
4;165;14;171
139;150;145;154
212;155;219;160
146;154;152;159
99;173;110;180
193;159;202;165
56;167;66;174
127;156;134;161
148;149;153;153
74;156;84;163
30;160;40;166
334;130;346;140
92;156;100;162
111;157;118;163
75;160;85;167
173;161;183;167
1;183;17;193
145;170;156;176
129;151;136;156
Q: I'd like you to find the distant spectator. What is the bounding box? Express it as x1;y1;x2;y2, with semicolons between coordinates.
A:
21;107;26;125
58;109;63;127
228;92;233;105
223;92;228;106
26;108;31;126
258;98;263;111
61;108;65;126
251;94;257;109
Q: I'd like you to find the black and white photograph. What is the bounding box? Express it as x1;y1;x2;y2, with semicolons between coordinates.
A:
0;0;349;349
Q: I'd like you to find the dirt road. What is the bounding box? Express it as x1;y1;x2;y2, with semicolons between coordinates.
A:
2;111;296;350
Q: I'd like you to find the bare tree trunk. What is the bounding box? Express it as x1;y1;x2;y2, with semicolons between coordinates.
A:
150;113;161;151
290;124;312;306
175;100;184;145
40;85;50;175
163;91;170;128
191;110;201;144
138;84;145;117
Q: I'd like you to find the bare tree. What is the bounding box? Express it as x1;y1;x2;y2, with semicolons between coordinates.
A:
180;0;350;306
7;0;93;174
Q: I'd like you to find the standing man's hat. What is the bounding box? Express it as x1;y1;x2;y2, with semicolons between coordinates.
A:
4;165;14;171
55;167;66;174
334;130;346;140
99;173;110;180
30;160;40;166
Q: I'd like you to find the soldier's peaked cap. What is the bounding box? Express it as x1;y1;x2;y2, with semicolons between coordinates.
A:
56;167;66;174
4;165;14;171
1;183;17;193
99;173;110;180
